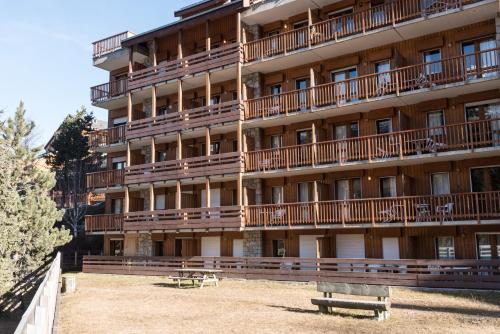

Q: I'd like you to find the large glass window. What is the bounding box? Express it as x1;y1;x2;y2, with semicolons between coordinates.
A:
379;177;397;198
470;166;500;192
111;198;123;214
423;49;442;75
376;118;392;134
110;239;124;256
329;7;354;35
436;236;455;259
271;135;283;149
297;129;312;145
272;240;286;257
331;67;358;102
272;186;284;204
431;172;450;195
427;110;444;136
298;183;310;202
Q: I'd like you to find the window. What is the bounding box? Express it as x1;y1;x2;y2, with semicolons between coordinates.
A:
272;240;286;257
470;166;500;192
270;84;282;96
156;151;167;162
202;142;220;155
371;0;386;26
427;110;444;136
268;30;281;53
436;236;455;259
462;38;498;77
379;177;397;197
477;235;493;259
155;194;166;210
329;7;354;34
154;241;164;256
297;129;312;145
375;61;391;88
331;67;358;102
112;158;126;170
336;178;361;200
298;182;310;202
110;239;124;256
272;186;284;204
111;198;123;214
293;21;308;47
210;95;221;106
271;135;283;148
112;117;127;126
376;118;392;134
296;79;308;110
423;49;442;75
350;122;359;137
431;172;450;195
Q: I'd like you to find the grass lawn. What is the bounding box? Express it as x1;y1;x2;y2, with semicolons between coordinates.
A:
57;273;500;334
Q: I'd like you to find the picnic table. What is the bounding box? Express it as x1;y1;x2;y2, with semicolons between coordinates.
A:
169;268;222;288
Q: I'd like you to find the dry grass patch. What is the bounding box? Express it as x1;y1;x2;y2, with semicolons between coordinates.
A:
57;273;500;334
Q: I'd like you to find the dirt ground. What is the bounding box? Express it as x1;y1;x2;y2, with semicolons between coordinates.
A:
57;273;500;334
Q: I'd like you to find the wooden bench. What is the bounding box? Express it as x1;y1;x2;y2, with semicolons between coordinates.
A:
311;282;391;321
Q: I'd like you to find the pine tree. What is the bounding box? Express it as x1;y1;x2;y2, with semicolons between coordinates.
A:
45;107;102;237
0;102;71;297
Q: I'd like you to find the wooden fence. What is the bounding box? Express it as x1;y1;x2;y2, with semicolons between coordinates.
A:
245;191;500;228
245;118;500;172
82;255;500;289
244;0;481;62
14;253;61;334
245;47;500;119
88;125;126;148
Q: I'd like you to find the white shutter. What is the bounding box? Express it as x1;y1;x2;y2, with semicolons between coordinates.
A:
232;239;244;257
336;234;365;258
201;236;220;257
382;237;400;260
155;194;165;210
299;235;322;258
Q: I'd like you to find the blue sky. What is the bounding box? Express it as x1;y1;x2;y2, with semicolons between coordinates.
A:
0;0;193;145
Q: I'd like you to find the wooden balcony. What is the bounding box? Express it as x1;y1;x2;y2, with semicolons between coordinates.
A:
83;256;500;290
51;191;88;209
85;214;123;233
245;191;500;229
86;169;125;190
88;125;126;149
90;78;127;104
128;43;242;91
243;0;483;62
123;206;245;232
246;119;500;172
93;31;133;58
125;152;244;184
126;101;243;140
245;48;500;120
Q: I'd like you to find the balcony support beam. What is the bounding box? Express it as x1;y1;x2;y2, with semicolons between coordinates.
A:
178;30;183;59
127;92;132;123
205;128;211;157
124;187;129;214
205;178;211;208
126;142;131;167
206;20;211;52
178;80;183;112
176;132;182;160
151;137;156;164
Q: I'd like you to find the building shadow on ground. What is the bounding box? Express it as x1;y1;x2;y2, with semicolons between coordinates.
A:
268;304;374;319
152;282;200;289
392;302;500;318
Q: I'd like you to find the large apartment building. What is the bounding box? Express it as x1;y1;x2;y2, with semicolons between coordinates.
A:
86;0;500;264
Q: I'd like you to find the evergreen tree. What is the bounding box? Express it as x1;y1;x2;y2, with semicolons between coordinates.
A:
0;102;70;297
45;107;102;237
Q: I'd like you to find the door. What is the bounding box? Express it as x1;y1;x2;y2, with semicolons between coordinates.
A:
298;182;311;222
155;194;166;210
201;236;221;257
293;21;308;48
382;237;400;260
232;239;244;257
201;188;221;207
335;125;348;162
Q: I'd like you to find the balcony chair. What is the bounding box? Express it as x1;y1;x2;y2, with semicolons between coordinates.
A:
424;137;446;153
271;209;287;225
415;203;430;222
436;202;454;223
379;204;402;224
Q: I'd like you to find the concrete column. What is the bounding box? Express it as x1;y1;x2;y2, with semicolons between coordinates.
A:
151;87;157;118
137;233;153;257
124;187;130;213
243;231;263;257
151;137;156;164
149;184;154;211
176;181;182;209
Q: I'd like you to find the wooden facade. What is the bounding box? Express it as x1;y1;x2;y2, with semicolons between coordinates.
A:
85;0;500;277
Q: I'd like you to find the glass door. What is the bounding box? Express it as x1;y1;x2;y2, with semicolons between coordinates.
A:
296;79;308;111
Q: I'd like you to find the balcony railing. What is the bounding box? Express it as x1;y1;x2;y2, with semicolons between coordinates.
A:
246;118;500;172
244;0;481;62
83;256;500;290
85;214;123;233
92;31;134;58
90;78;128;104
125;152;244;184
128;43;242;91
51;191;88;209
124;206;245;231
245;48;500;120
126;101;243;140
245;191;500;228
88;125;126;148
86;169;125;190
